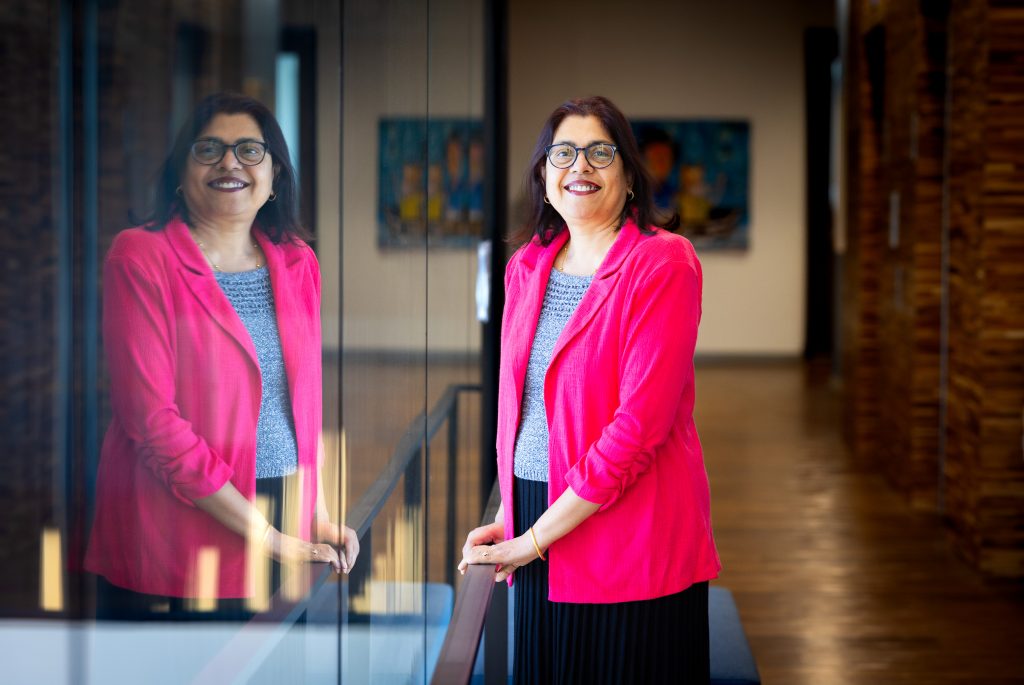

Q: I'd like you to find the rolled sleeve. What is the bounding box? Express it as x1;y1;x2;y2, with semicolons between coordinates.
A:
564;259;700;509
104;255;234;504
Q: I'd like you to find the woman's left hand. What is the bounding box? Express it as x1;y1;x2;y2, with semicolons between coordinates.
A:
458;533;539;583
316;520;361;574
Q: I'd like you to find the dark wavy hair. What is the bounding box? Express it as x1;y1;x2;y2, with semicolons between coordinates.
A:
512;95;679;247
143;92;310;243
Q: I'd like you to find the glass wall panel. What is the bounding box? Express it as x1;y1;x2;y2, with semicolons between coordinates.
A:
339;2;431;682
3;0;341;681
339;0;484;682
424;0;486;589
1;0;485;681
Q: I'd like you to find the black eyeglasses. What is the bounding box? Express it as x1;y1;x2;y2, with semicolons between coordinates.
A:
545;143;618;169
190;138;270;166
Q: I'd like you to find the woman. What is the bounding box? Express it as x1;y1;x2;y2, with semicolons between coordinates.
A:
86;92;358;618
459;96;721;683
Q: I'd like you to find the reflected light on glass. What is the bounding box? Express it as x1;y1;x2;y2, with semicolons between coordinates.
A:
275;52;301;180
339;428;348;532
188;546;220;612
246;493;272;613
282;465;309;602
350;504;422;615
319;428;344;525
39;527;64;611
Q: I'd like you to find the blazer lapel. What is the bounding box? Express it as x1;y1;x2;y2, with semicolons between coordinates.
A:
166;218;260;370
507;231;568;415
548;220;641;366
256;230;308;410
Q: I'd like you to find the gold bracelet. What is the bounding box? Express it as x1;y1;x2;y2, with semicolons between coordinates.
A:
529;526;547;561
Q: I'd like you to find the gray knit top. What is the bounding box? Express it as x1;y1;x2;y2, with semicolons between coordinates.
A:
513;268;593;482
215;267;299;479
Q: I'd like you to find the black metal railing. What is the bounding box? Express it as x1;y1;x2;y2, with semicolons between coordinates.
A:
347;382;481;594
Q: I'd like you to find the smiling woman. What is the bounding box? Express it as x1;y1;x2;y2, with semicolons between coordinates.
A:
182;114;277;249
148;93;306;245
84;92;359;619
541;116;630;269
459;96;720;684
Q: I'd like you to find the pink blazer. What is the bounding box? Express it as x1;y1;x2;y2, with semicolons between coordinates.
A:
497;218;721;603
85;218;322;598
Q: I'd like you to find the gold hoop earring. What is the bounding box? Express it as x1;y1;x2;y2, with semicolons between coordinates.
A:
543;196;551;205
268;191;278;202
627;189;635;201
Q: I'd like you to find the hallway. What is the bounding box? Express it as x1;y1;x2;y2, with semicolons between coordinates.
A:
699;361;1024;684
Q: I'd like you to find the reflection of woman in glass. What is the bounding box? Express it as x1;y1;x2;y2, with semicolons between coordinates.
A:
86;92;358;618
459;96;720;683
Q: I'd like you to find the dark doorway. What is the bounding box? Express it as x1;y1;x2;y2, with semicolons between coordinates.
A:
804;27;839;360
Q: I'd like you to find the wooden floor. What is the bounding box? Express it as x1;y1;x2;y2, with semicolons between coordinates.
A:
698;361;1024;685
330;357;1024;683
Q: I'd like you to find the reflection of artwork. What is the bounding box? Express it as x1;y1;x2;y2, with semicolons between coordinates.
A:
378;118;484;248
631;119;750;250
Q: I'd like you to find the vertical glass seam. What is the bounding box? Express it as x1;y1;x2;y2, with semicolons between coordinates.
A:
423;1;432;681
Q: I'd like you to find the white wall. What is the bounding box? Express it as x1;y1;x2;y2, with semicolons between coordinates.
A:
508;0;833;355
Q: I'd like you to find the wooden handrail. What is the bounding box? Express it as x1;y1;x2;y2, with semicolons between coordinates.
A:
430;480;503;685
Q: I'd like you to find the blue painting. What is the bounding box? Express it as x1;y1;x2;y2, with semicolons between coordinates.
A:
631;119;750;251
378;118;484;248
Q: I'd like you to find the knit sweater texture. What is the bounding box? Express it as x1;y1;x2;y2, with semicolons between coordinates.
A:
215;266;299;478
513;268;593;482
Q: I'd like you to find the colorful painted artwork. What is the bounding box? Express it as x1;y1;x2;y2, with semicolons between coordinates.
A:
631;119;750;250
378;117;484;248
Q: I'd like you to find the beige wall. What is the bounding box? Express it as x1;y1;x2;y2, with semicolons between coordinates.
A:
509;0;833;355
315;0;342;350
319;0;484;354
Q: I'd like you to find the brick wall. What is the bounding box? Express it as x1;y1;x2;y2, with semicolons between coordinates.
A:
945;0;1024;578
875;0;946;510
0;0;62;615
841;0;886;464
843;0;1024;577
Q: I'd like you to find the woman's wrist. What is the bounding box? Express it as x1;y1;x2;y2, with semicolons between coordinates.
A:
528;526;547;561
315;504;330;524
513;532;539;566
261;525;279;556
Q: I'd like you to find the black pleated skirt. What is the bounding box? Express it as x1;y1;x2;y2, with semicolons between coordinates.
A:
512;477;710;685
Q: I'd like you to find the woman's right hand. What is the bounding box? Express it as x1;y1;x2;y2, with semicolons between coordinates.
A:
266;528;343;574
457;521;506;575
